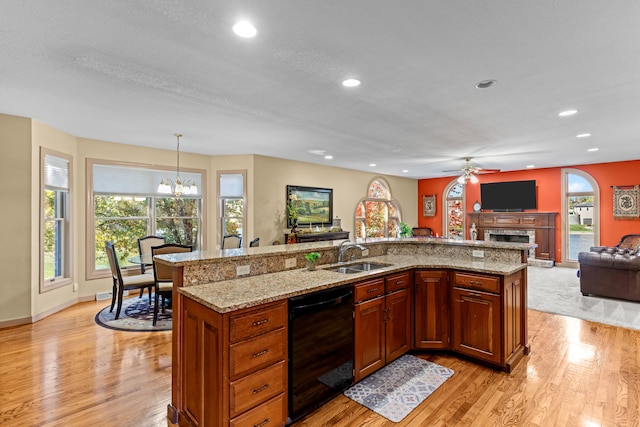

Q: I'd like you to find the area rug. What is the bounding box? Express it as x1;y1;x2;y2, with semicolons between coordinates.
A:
95;296;172;332
528;266;640;331
343;354;454;422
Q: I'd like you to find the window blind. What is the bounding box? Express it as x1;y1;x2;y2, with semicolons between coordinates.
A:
44;154;69;191
220;173;244;197
93;164;202;195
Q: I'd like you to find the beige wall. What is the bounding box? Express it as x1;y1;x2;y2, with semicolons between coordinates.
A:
0;114;33;323
0;113;418;325
253;155;418;245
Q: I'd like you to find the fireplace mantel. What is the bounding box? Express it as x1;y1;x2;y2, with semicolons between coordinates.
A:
467;212;557;261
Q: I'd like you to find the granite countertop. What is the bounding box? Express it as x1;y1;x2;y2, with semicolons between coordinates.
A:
155;237;534;267
178;254;527;314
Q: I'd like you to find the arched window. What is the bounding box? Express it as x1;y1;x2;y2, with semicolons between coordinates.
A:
562;168;599;264
355;177;402;238
443;180;465;239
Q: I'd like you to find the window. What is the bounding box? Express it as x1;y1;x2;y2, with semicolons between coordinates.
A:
41;149;73;292
219;171;246;247
88;161;204;278
444;180;464;239
355;177;402;238
562;169;599;263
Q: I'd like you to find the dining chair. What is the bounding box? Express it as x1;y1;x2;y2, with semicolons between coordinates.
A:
137;235;166;274
137;235;166;299
151;243;193;326
249;237;260;247
222;234;242;249
105;241;156;320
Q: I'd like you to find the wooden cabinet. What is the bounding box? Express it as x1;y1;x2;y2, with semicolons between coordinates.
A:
353;272;412;382
285;231;349;244
179;297;287;427
414;270;449;350
450;270;528;371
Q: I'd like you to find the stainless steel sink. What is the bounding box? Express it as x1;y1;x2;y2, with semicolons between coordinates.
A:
329;262;391;274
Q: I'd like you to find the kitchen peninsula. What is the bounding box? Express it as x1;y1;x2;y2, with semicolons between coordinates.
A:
156;238;534;427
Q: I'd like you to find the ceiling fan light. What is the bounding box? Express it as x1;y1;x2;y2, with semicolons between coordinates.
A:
457;175;466;184
469;174;479;184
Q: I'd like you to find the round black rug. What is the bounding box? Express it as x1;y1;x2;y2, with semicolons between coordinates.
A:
95;296;172;332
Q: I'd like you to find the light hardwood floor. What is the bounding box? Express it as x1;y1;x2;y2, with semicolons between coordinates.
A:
1;298;638;427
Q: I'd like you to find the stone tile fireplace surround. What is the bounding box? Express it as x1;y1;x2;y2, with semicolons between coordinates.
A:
468;212;557;267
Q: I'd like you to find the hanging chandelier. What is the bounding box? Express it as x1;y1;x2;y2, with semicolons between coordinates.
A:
157;133;198;197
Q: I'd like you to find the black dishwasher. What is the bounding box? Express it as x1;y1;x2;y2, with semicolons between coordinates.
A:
288;285;354;423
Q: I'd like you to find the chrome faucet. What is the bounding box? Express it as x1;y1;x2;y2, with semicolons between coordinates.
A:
337;240;367;263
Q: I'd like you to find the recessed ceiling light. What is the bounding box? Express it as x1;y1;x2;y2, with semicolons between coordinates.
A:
369;163;376;167
558;109;578;117
233;21;257;38
587;148;599;152
576;133;591;138
308;149;326;156
402;169;409;173
526;164;535;169
342;79;361;87
475;79;497;89
324;155;333;160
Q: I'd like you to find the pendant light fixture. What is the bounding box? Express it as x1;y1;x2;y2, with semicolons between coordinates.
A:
158;133;197;197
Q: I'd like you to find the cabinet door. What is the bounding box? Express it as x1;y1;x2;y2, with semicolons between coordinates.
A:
414;270;449;349
385;288;411;363
354;296;385;382
451;287;502;365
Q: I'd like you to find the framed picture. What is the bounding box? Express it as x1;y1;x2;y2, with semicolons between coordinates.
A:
287;185;333;227
613;185;639;218
423;194;436;217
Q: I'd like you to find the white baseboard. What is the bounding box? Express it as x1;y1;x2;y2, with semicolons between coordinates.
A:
95;290;129;301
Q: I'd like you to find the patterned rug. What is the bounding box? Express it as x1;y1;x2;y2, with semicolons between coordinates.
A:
95;296;172;332
344;354;454;422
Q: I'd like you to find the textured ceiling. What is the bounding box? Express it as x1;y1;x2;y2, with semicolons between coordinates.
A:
2;1;640;178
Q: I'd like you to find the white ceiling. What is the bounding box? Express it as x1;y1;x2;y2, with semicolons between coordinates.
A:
2;1;640;179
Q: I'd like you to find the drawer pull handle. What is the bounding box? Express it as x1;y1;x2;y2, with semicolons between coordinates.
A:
469;280;482;285
255;419;270;427
367;288;378;293
253;383;270;394
252;319;269;326
394;280;404;285
252;349;269;358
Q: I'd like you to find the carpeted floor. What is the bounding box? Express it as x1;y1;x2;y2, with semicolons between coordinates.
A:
528;265;640;331
343;354;454;422
95;296;172;332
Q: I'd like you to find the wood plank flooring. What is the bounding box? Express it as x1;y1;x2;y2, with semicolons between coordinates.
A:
1;299;639;426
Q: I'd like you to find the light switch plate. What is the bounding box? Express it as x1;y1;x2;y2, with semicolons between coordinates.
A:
236;265;251;275
472;250;484;258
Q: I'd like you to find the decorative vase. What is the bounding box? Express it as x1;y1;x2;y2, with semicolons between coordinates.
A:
306;262;317;271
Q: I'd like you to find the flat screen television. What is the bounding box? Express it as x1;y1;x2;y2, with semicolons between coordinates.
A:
480;180;537;211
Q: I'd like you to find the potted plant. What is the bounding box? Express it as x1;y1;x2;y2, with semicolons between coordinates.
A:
399;222;413;238
304;251;321;271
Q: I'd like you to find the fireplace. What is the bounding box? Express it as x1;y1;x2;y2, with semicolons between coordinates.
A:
468;212;556;263
485;229;536;259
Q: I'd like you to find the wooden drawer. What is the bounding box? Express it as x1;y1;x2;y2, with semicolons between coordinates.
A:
354;278;385;302
453;272;500;294
385;271;411;293
230;302;287;343
230;328;286;380
230;393;287;427
230;361;286;418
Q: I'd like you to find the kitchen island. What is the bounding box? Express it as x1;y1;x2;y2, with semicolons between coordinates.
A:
156;238;533;427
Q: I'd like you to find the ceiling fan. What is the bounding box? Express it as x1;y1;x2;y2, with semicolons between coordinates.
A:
445;158;500;184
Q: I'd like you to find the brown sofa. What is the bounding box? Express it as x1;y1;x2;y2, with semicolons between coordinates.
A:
578;234;640;302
